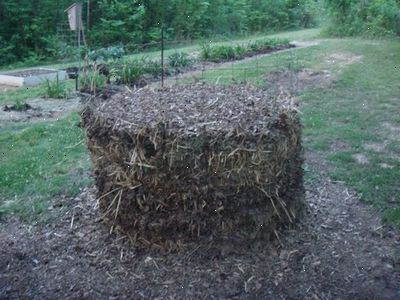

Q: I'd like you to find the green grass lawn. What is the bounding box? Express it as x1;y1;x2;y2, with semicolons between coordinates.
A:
0;29;399;227
0;113;92;221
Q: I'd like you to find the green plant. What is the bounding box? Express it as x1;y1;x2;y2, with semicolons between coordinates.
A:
112;59;146;85
87;46;125;62
200;44;238;62
45;78;68;99
13;99;30;111
168;52;194;68
200;43;212;60
142;58;164;77
79;68;107;94
248;38;290;52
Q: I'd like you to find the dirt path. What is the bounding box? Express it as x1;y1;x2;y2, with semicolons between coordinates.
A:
1;152;399;299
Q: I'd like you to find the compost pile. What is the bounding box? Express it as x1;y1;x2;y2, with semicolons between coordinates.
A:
82;84;304;250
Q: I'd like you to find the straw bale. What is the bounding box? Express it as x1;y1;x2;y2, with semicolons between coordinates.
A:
82;84;304;250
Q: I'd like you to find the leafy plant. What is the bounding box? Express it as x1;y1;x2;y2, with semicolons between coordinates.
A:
168;52;194;68
45;78;68;99
142;58;164;77
87;46;125;62
248;38;290;52
201;38;291;62
200;44;237;62
13;99;30;111
111;59;146;85
79;68;107;94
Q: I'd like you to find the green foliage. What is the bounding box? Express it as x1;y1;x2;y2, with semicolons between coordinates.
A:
248;38;291;52
201;38;291;62
201;44;239;62
168;52;194;68
79;69;107;94
142;58;164;77
87;46;125;62
325;0;400;36
45;79;68;99
13;99;30;111
112;59;146;85
0;0;322;67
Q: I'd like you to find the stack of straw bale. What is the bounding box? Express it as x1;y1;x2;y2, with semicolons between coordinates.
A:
82;84;304;250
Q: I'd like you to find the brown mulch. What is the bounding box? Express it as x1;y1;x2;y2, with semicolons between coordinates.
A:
1;152;399;299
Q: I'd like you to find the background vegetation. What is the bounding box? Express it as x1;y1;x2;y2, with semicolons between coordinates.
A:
325;0;400;36
0;0;321;66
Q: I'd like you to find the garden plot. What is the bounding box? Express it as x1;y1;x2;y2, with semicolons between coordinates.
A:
0;68;67;87
0;97;81;123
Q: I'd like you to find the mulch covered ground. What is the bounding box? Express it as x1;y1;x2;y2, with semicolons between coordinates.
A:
1;152;399;299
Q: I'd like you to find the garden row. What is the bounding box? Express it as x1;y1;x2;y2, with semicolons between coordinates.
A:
79;38;292;93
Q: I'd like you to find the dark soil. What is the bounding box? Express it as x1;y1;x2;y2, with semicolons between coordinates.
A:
3;103;33;112
3;69;56;77
1;152;399;299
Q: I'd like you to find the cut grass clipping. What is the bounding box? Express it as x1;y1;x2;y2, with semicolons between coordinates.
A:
82;84;304;251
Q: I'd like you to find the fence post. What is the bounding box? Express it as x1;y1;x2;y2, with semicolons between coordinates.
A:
161;24;165;88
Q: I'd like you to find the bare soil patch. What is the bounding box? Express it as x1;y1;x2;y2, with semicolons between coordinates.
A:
364;142;386;153
325;52;363;68
265;69;334;94
330;140;351;152
1;152;399;299
382;122;400;142
3;103;33;112
353;153;370;165
0;97;81;123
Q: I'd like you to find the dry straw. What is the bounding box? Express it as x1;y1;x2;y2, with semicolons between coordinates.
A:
82;83;304;251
